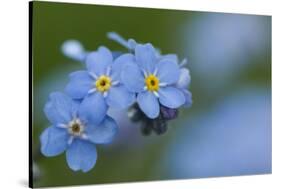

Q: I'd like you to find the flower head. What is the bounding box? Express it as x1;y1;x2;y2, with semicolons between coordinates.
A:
121;44;186;119
40;92;118;172
108;32;192;111
65;46;136;124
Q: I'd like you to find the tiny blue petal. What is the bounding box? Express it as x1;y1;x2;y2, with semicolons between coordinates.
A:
87;116;118;144
176;68;191;89
137;91;160;119
66;139;97;172
78;92;108;125
111;53;135;81
159;54;178;63
65;70;93;100
156;59;180;85
44;92;78;126
106;85;135;109
121;63;145;93
86;46;113;76
40;126;68;157
159;87;185;109
183;89;193;108
135;43;157;73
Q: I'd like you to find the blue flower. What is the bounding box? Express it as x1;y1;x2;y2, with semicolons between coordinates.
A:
121;43;186;119
40;92;118;172
61;40;88;62
65;46;136;124
108;32;192;111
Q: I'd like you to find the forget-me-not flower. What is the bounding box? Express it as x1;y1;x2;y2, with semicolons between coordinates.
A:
65;46;136;124
40;92;118;172
108;32;192;108
121;43;186;119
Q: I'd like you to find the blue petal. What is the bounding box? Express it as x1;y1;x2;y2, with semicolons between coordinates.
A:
40;126;68;157
159;87;185;108
65;71;93;99
121;63;145;93
85;46;113;76
111;53;135;81
44;92;78;126
112;51;123;59
176;68;191;89
66;139;97;172
183;89;192;108
86;116;118;144
156;59;180;84
135;43;157;73
106;85;135;109
137;91;159;119
159;54;178;63
78;92;108;125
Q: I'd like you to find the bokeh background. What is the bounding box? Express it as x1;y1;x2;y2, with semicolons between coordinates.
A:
32;1;272;187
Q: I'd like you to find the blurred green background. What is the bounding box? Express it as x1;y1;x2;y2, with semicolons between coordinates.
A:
32;1;271;187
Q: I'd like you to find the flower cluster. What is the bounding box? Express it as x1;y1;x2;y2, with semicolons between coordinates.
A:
40;32;192;172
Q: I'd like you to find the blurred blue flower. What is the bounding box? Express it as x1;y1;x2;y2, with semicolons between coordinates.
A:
161;89;271;178
61;38;124;62
61;40;88;62
40;92;118;172
65;46;136;123
184;14;271;90
121;43;185;118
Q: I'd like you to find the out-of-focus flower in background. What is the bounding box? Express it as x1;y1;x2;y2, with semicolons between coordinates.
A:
160;88;271;178
61;40;88;62
184;14;271;91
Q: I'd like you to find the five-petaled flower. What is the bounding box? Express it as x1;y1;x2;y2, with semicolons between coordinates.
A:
40;92;118;172
65;46;136;124
121;43;186;119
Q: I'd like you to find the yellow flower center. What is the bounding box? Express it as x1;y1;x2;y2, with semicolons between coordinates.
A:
95;75;112;92
145;74;159;91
